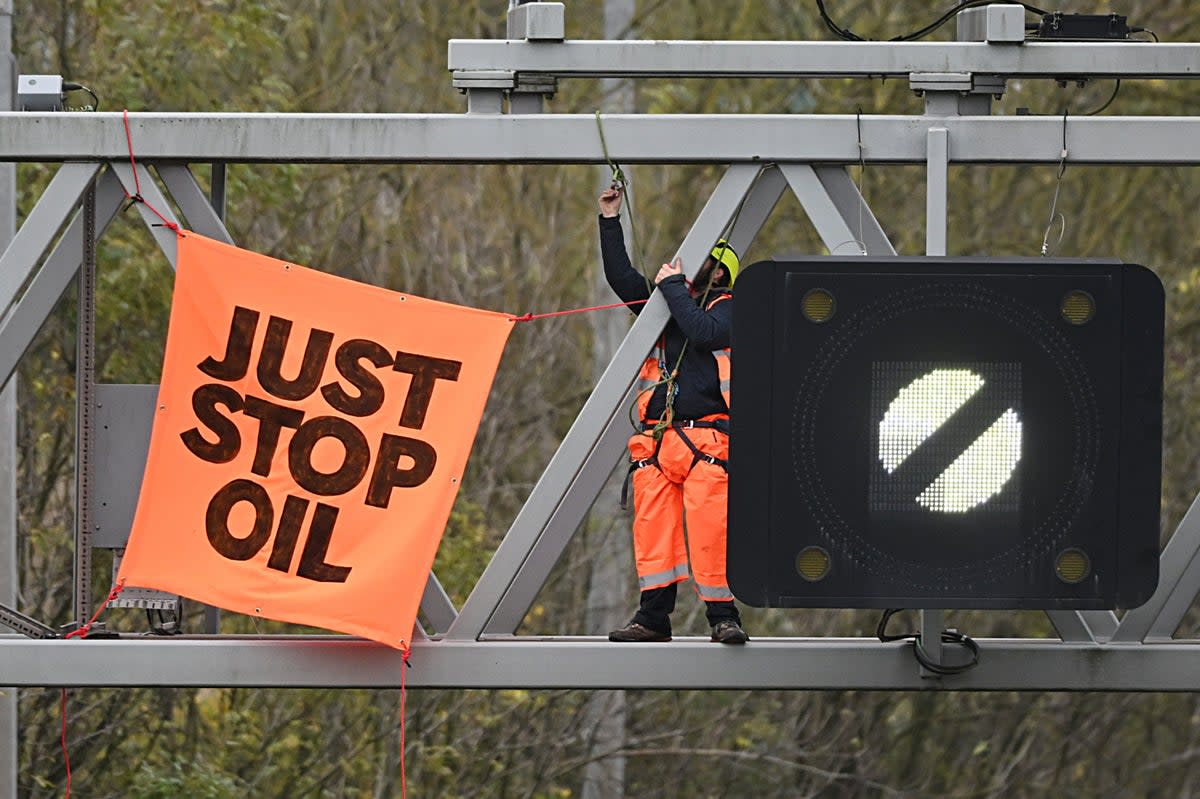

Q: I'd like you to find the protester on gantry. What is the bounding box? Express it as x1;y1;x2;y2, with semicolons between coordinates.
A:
598;185;748;645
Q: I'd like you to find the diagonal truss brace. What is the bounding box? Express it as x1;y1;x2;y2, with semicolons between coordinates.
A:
1112;492;1200;642
0;162;460;635
0;162;101;320
1;149;1198;687
446;164;766;640
447;163;906;640
0;167;124;392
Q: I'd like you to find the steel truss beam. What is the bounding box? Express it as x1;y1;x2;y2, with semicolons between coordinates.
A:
448;40;1200;80
4;636;1200;691
2;113;1200;164
2;77;1200;688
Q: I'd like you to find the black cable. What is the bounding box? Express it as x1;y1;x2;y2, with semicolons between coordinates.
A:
815;0;862;41
876;608;981;676
914;629;981;675
815;0;1049;43
1084;79;1121;116
61;82;100;111
1131;27;1160;42
145;607;183;635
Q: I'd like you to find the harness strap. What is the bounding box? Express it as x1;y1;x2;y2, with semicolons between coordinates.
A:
674;426;728;473
620;437;663;511
640;418;729;434
620;456;660;510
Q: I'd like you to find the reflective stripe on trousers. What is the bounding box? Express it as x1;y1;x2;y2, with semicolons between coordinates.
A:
695;582;734;601
639;563;690;591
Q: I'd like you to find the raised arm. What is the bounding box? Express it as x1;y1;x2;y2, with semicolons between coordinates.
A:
655;258;732;350
598;188;651;309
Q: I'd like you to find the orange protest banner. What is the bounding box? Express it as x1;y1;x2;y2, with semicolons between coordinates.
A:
117;232;513;649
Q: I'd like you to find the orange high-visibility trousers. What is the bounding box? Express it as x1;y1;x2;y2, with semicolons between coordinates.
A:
627;415;733;603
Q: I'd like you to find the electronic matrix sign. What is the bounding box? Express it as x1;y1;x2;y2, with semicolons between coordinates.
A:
728;258;1163;610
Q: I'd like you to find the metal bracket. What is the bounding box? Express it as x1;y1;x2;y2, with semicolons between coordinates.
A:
509;73;558;114
911;72;1007;115
910;72;1007;97
452;70;513;115
110;552;181;611
453;70;557;113
0;602;58;639
956;4;1028;44
506;2;565;42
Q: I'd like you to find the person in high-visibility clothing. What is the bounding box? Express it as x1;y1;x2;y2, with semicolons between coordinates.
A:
598;185;749;644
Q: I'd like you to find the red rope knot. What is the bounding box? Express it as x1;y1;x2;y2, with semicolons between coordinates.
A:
509;312;535;323
120;108;184;237
63;581;126;640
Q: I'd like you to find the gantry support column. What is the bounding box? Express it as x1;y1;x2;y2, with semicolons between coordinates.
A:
0;0;19;791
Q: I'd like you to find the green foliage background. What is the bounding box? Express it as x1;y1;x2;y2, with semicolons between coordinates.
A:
8;1;1200;796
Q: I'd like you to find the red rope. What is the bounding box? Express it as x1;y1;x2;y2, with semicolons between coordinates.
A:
60;688;71;798
60;581;125;796
400;649;411;798
120;109;181;234
508;298;647;322
63;581;125;640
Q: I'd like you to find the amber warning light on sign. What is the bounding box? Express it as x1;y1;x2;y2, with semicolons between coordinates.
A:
728;257;1163;610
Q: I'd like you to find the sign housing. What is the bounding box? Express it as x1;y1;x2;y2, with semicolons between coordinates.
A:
728;257;1163;610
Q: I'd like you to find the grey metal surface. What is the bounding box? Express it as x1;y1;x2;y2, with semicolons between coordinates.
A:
93;384;157;548
1047;611;1098;643
506;2;565;41
4;114;1200;164
211;163;227;221
419;572;458;635
919;609;945;675
446;164;762;640
109;161;179;267
926;127;949;256
15;74;63;112
1046;610;1118;643
780;164;862;255
1112;492;1200;642
0;169;124;391
0;27;1198;691
0;161;99;318
0;605;56;639
108;553;180;611
812;166;897;257
482;388;634;634
3;635;1200;690
447;40;1200;79
957;4;1026;44
0;4;16;786
1081;611;1119;640
74;181;97;626
466;90;504;115
156;164;234;243
724;164;787;257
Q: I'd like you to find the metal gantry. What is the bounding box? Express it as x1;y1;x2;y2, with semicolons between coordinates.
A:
2;3;1200;690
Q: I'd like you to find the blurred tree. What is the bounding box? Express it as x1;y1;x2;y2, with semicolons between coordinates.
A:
7;1;1200;797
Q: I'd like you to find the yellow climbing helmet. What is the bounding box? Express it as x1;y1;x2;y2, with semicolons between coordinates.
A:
710;239;740;285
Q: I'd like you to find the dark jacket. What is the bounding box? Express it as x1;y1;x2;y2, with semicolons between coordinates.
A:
599;215;731;421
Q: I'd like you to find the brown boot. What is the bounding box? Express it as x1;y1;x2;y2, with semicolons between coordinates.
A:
608;621;671;642
710;619;749;644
